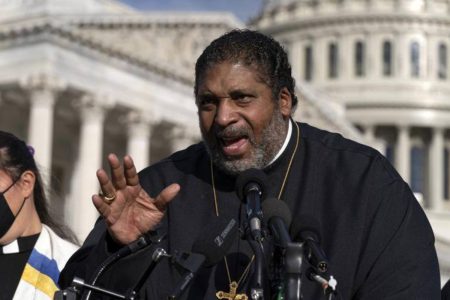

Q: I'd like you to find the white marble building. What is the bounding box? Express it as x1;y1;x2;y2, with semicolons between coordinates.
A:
253;0;450;284
0;0;448;285
0;0;246;239
0;0;357;240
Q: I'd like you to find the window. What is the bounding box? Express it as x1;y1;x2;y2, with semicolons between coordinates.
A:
328;42;338;78
438;43;447;79
382;40;393;76
355;41;365;77
304;45;313;81
410;41;420;77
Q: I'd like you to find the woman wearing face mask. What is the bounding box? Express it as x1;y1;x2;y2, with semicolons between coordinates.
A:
0;131;78;300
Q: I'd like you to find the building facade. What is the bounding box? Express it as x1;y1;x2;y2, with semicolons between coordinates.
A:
0;0;448;285
253;0;450;284
0;0;244;239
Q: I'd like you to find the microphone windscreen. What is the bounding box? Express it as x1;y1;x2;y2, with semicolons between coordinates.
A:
290;215;322;244
191;217;238;266
235;168;267;201
262;197;292;228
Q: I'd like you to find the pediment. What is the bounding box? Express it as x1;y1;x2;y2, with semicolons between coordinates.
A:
0;0;131;16
68;19;237;80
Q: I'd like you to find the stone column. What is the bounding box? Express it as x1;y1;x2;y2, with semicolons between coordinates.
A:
314;35;328;83
364;125;386;156
367;33;382;78
396;126;411;184
397;33;409;79
172;125;199;152
427;35;438;80
68;94;114;241
420;37;427;79
340;33;353;80
397;0;415;11
126;110;153;172
340;0;352;10
364;125;375;139
428;127;444;210
20;74;66;185
289;39;303;83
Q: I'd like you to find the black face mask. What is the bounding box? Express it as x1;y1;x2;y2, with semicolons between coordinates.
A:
0;179;26;238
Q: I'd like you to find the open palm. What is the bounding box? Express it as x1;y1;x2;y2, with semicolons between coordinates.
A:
92;154;179;245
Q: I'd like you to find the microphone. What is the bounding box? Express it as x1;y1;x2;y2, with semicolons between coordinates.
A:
263;198;302;300
291;216;329;274
262;197;292;248
235;168;267;242
168;217;238;300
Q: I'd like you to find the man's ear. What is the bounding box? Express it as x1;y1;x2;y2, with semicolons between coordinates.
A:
279;87;293;118
18;171;35;199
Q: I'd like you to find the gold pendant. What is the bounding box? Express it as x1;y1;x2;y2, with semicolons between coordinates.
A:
216;281;248;300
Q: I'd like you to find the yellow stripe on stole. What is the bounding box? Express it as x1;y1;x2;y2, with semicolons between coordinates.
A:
22;263;59;298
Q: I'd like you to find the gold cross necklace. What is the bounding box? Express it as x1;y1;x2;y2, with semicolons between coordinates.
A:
211;121;300;300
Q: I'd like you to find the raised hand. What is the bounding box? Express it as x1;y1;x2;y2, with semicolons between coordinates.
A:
92;153;180;245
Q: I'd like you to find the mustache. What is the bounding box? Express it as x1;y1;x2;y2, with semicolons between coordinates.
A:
214;125;251;139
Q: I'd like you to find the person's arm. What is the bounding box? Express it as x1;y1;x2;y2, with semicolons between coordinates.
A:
59;153;179;288
353;179;440;299
58;219;122;288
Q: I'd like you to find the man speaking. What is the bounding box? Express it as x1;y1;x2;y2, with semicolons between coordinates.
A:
59;29;440;299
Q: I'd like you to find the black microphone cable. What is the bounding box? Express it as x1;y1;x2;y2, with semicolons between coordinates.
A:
83;230;165;300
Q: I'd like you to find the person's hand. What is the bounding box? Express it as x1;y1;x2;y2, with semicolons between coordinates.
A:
92;153;180;245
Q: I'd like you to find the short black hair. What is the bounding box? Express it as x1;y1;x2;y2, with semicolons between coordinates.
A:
194;29;298;110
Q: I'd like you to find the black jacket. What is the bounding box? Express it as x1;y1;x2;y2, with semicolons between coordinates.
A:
59;122;441;299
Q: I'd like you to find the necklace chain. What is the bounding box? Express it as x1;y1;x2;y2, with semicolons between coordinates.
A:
211;121;300;295
277;121;300;200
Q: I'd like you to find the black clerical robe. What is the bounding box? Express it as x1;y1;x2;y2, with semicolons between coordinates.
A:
59;122;440;299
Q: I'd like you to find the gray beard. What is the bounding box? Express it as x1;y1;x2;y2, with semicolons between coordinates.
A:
202;109;288;175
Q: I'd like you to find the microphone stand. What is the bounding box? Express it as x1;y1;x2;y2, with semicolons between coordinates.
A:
66;277;128;299
54;277;129;300
55;231;166;300
248;239;265;300
127;248;170;299
55;247;169;300
284;242;304;300
243;183;267;299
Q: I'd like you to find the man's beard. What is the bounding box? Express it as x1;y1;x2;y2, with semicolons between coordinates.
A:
202;108;288;175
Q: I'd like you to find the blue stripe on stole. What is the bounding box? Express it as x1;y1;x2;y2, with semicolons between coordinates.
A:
27;248;60;286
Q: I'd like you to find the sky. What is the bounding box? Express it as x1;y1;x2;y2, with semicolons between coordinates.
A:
119;0;265;23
